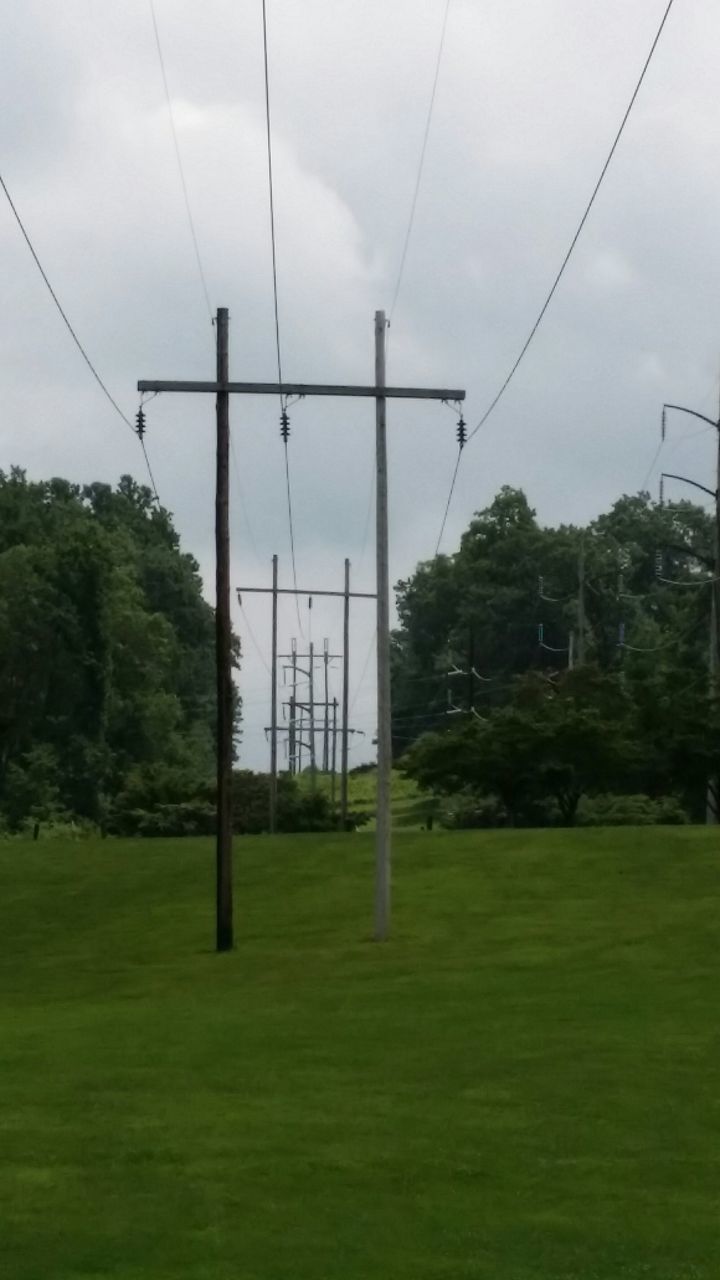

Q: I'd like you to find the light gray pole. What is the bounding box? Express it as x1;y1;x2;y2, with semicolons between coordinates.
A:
340;558;350;831
707;412;720;823
289;639;297;775
331;697;338;816
577;537;586;665
269;553;279;832
374;309;391;941
308;640;316;781
323;639;330;773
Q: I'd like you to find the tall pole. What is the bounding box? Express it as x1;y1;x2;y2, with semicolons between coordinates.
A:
707;412;720;823
340;557;350;831
323;639;330;773
308;640;316;781
289;638;297;775
331;697;338;816
269;553;279;832
215;307;233;952
577;536;586;665
374;309;391;941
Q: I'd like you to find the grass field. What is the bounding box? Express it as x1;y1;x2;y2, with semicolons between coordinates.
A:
1;827;719;1278
299;766;430;828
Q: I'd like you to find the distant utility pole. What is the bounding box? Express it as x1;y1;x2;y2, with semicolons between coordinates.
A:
139;306;465;943
577;536;586;666
660;396;720;824
238;556;373;829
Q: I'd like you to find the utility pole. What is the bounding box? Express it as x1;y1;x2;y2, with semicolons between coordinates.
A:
139;309;465;943
331;697;338;815
215;308;233;952
269;553;279;832
238;559;371;825
289;638;297;775
576;537;586;666
308;640;316;780
341;558;351;831
661;397;720;824
323;639;330;772
375;310;391;941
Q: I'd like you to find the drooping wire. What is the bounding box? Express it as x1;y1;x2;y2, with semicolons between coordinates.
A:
433;0;677;554
151;2;267;568
260;0;304;637
238;602;272;674
465;0;676;447
0;169;161;504
148;0;213;323
389;0;452;321
435;445;463;554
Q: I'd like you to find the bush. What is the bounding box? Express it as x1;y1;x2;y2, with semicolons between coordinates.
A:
439;791;507;830
577;793;688;827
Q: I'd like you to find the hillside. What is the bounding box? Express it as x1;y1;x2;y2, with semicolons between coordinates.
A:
1;827;719;1278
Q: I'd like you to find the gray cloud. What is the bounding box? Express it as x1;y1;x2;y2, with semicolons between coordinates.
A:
1;0;718;764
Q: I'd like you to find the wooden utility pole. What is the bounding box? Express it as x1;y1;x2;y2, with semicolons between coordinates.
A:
341;558;351;831
375;310;391;941
215;307;233;952
269;553;279;832
139;309;464;944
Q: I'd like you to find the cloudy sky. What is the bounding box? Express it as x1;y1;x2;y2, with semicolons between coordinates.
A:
2;0;719;767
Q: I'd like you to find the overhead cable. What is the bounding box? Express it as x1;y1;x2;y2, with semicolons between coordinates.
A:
389;0;452;321
434;0;677;552
0;170;160;504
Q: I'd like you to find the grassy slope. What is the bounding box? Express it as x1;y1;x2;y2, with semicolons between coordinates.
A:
299;767;429;828
1;827;719;1279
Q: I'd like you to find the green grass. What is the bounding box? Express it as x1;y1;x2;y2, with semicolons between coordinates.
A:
1;827;719;1278
299;766;431;828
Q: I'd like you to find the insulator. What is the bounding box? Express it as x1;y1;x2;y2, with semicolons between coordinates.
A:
618;621;626;647
456;415;467;448
661;407;666;442
135;407;146;440
659;476;664;506
538;575;544;596
655;549;663;577
280;410;290;442
538;623;544;644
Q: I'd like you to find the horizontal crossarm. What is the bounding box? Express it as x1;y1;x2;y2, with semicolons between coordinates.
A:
138;379;465;401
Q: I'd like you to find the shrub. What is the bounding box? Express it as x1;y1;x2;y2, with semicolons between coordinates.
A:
577;793;688;827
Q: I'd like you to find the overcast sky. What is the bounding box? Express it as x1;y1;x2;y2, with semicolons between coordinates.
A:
2;0;719;768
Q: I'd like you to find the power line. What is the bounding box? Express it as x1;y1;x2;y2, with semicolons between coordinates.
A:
148;0;213;323
466;0;676;446
435;445;463;554
434;0;677;551
0;169;160;504
389;0;452;321
260;0;303;635
239;602;272;674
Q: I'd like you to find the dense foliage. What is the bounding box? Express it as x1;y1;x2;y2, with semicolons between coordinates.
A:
0;469;223;833
396;486;720;824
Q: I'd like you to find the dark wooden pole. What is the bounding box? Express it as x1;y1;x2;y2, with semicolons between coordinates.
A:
215;307;234;951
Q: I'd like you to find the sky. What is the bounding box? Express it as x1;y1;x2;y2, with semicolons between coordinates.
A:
2;0;720;769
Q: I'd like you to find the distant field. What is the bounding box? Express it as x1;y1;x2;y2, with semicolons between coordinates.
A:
299;766;432;828
1;827;719;1278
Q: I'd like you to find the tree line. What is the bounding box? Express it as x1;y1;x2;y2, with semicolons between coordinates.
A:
0;469;346;836
394;486;719;826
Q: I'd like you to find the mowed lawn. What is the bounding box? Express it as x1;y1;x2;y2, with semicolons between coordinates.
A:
1;829;719;1279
